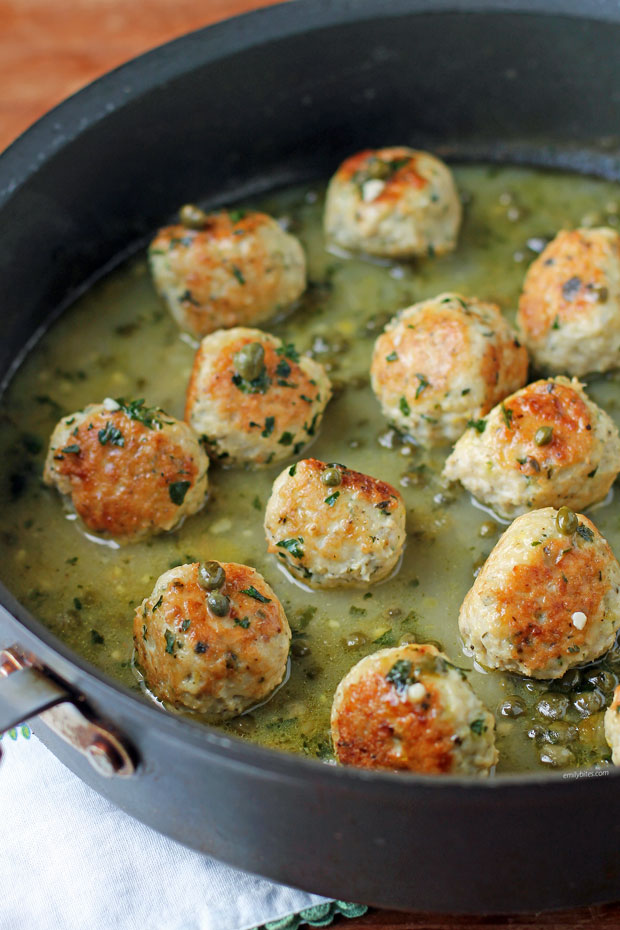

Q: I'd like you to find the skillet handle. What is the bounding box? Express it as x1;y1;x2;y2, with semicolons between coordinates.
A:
0;646;136;777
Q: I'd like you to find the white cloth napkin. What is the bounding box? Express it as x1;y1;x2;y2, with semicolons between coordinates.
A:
0;728;331;930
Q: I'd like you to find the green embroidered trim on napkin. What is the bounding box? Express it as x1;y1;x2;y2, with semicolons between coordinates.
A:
254;900;367;929
0;725;31;741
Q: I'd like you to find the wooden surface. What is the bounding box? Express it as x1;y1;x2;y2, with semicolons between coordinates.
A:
2;2;620;927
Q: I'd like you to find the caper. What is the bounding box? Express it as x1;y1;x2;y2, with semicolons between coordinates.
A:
534;426;553;447
398;632;418;646
585;668;617;693
198;561;226;590
321;467;342;487
573;689;605;716
498;697;526;718
552;667;583;692
230;714;256;734
545;722;579;745
536;693;569;721
207;592;230;616
233;342;265;381
556;506;578;535
291;640;311;658
479;520;497;539
344;631;369;650
179;203;209;229
539;744;574;767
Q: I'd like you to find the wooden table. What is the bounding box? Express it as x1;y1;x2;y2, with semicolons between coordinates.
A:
1;2;619;927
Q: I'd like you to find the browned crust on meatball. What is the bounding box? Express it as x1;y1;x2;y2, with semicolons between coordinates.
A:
518;229;620;342
336;147;429;202
185;334;324;438
487;516;612;673
48;409;199;537
332;668;454;773
300;458;402;510
496;378;592;476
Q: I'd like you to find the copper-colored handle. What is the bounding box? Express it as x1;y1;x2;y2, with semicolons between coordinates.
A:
0;647;136;777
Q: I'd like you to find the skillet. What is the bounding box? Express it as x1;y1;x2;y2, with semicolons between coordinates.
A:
1;0;620;913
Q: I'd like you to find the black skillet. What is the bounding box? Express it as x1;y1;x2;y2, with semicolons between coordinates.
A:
1;0;620;914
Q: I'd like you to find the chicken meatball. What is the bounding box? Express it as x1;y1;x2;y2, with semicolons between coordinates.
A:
185;328;331;467
264;458;406;588
604;684;620;765
330;643;497;775
43;399;209;543
149;207;306;337
443;377;620;520
134;561;291;718
371;293;528;447
324;146;461;259
459;508;620;679
517;227;620;376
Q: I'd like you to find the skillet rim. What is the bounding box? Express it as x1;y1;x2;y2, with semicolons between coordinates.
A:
2;0;620;792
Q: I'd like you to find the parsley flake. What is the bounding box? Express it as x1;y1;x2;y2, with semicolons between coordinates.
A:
169;480;191;505
240;586;272;603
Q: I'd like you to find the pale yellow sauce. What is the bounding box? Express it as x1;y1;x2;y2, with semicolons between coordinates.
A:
2;165;620;773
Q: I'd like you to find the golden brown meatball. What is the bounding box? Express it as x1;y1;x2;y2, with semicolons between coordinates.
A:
185;328;331;467
134;561;291;718
443;377;620;520
371;293;528;446
517;227;620;376
459;508;620;679
149;208;306;337
324;147;461;258
264;458;406;588
330;644;497;775
43;399;209;543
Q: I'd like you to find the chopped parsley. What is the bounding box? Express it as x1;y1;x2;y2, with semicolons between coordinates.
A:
229;209;246;223
235;617;251;629
468;419;486;434
324;491;340;506
116;398;165;430
386;351;398;362
415;374;429;398
232;370;272;395
231;264;246;285
276;359;292;379
278;431;294;446
288;463;297;476
276;343;300;363
399;396;411;417
501;404;513;429
385;659;413;693
90;629;105;645
61;444;80;454
240;586;272;603
551;315;561;330
181;618;192;632
73;597;82;610
261;416;275;438
470;718;487;735
169;481;191;505
164;630;176;655
276;537;305;559
576;523;595;542
98;422;125;447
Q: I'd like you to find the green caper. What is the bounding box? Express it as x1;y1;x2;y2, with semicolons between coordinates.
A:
344;631;369;650
479;520;498;539
536;693;569;721
207;592;230;616
556;506;578;535
573;689;605;716
585;669;617;693
498;697;526;718
321;467;342;487
539;744;574;767
233;342;265;381
552;667;583;692
179;203;209;229
198;561;226;590
534;425;553;446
